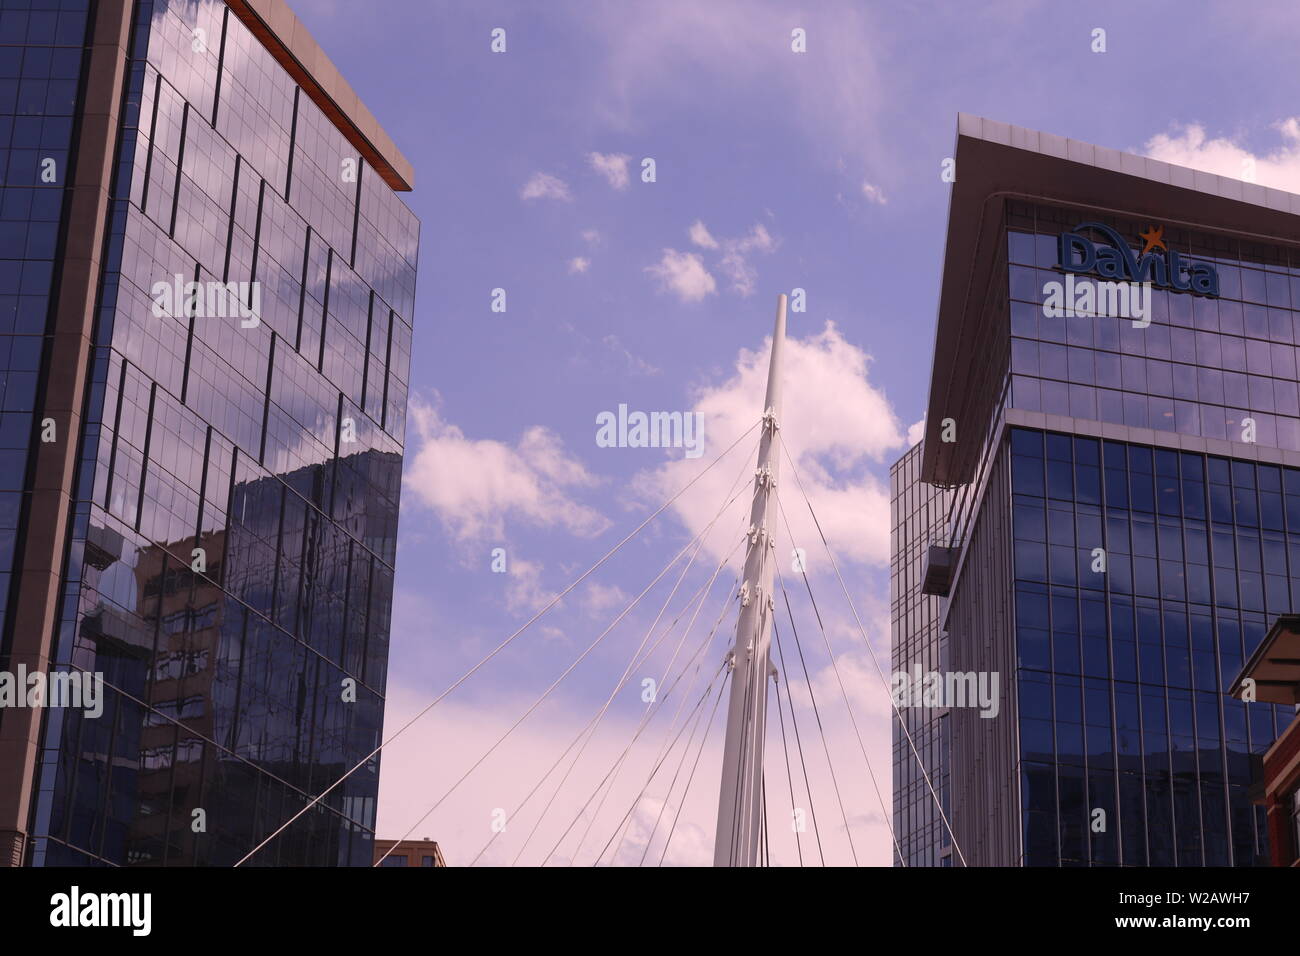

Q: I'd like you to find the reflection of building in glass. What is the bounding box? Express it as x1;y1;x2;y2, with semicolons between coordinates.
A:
890;443;953;866
1230;616;1300;866
894;115;1292;865
0;0;417;866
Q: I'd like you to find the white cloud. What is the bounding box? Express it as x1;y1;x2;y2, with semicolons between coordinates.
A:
588;151;632;189
602;334;659;376
1143;119;1300;192
681;220;777;297
581;228;603;245
907;417;925;446
403;395;609;544
717;223;775;296
572;1;886;175
568;256;591;274
376;677;897;867
504;556;557;615
580;580;630;619
688;220;719;249
633;321;906;568
861;182;887;204
521;171;572;202
644;249;717;302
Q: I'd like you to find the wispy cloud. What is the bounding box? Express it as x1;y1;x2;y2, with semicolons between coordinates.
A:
681;220;777;296
602;334;660;376
521;171;572;202
588;151;632;189
571;1;886;175
716;223;775;296
644;248;717;302
688;220;719;249
568;256;591;274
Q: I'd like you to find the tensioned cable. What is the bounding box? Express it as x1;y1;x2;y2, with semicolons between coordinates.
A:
501;453;755;866
772;535;902;865
774;615;858;864
551;577;737;866
51;660;352;863
772;621;824;865
463;468;753;868
538;567;738;868
467;556;736;868
592;663;730;866
468;544;740;868
655;670;729;867
376;470;758;865
567;530;746;867
636;647;729;866
771;668;804;866
778;441;967;867
234;417;761;866
596;548;743;866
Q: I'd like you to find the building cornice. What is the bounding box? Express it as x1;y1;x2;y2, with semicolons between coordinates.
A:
225;0;413;191
924;114;1300;485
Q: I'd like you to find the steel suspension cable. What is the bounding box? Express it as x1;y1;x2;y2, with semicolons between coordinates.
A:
501;455;755;866
771;668;804;866
466;500;750;867
771;610;860;866
778;441;967;867
234;418;761;866
591;663;730;866
772;621;824;865
773;545;903;865
636;650;729;866
569;529;747;867
655;670;729;866
377;474;757;865
598;555;742;866
542;580;738;866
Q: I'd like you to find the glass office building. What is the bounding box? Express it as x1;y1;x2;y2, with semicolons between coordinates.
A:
890;442;953;866
895;115;1292;865
0;0;418;866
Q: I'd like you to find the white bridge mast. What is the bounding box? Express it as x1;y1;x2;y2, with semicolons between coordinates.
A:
713;293;786;867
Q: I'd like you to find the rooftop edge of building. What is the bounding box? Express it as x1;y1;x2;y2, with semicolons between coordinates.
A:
921;113;1300;487
226;0;414;191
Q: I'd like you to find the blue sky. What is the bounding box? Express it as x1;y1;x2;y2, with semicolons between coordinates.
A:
291;0;1300;865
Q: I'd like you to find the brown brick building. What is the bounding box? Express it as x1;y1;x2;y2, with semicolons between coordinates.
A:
1232;615;1300;866
375;837;445;867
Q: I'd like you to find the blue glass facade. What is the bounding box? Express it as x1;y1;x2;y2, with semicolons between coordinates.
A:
0;0;88;640
1011;427;1285;865
1008;202;1300;451
900;156;1300;864
0;0;417;865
